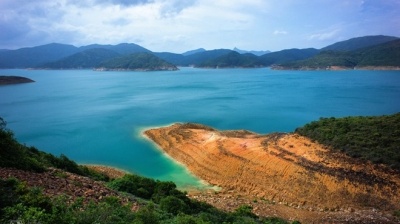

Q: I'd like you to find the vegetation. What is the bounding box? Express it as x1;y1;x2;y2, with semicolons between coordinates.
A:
97;52;178;71
38;48;120;69
0;118;296;223
259;48;319;66
321;35;398;51
1;35;398;69
197;51;264;68
295;113;400;170
278;39;400;69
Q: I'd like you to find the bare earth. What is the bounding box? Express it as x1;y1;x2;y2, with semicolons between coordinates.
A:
144;123;400;223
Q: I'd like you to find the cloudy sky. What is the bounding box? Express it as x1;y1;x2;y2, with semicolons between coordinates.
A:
1;0;399;52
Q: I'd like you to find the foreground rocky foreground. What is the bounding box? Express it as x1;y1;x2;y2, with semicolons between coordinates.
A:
144;123;400;223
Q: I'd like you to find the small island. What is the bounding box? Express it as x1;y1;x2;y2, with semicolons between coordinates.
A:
0;76;35;85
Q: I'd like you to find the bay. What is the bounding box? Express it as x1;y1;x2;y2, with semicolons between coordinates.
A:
1;67;400;188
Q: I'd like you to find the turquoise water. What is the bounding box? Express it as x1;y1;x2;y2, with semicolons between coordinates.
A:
1;68;400;188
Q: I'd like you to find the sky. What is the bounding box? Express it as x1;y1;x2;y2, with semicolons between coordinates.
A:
1;0;399;53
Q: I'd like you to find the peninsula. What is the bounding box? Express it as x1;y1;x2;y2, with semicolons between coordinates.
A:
144;122;400;218
0;76;34;85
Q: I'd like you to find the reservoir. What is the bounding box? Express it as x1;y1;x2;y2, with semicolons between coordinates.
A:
1;67;399;188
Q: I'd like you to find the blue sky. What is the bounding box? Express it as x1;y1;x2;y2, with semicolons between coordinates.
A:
1;0;399;52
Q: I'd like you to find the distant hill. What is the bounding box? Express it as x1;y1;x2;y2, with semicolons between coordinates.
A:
79;43;151;55
197;51;264;68
153;52;186;66
38;48;121;69
233;47;270;56
321;35;399;52
182;49;234;66
0;43;78;68
1;35;399;70
259;48;319;66
182;48;206;56
95;52;178;71
0;43;151;69
355;39;400;67
157;49;234;66
275;39;400;70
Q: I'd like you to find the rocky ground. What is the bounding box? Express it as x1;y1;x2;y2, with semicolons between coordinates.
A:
144;123;400;223
0;167;139;210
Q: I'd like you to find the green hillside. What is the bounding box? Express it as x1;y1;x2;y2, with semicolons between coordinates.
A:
79;43;151;55
259;48;319;66
295;113;400;170
0;43;78;68
277;39;400;69
96;52;178;71
38;48;120;69
321;35;399;51
355;39;400;66
197;51;264;68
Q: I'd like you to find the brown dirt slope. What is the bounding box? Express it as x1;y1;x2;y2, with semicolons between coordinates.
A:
144;123;400;222
0;167;135;206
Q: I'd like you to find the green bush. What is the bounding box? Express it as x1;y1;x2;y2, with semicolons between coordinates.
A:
160;196;188;215
295;113;400;170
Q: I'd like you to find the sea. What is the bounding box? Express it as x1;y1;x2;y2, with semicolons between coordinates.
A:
1;67;400;189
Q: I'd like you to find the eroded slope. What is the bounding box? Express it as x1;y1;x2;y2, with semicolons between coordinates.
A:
144;123;400;212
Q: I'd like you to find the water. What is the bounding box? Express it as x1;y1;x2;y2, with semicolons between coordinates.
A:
1;68;400;188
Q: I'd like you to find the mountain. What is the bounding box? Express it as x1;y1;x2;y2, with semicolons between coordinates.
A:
182;48;206;56
275;39;400;70
153;52;185;66
79;43;151;55
355;39;400;67
37;48;121;69
197;51;264;68
259;48;319;66
0;43;79;68
182;49;233;66
95;52;178;71
233;47;270;56
0;43;151;69
321;35;399;51
1;35;398;69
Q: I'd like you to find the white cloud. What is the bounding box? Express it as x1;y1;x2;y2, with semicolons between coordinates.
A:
308;28;340;41
273;30;287;35
0;0;399;51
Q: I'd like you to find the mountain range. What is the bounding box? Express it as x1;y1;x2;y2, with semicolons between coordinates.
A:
0;35;398;70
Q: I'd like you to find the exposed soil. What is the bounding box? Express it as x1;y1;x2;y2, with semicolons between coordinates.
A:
0;167;139;210
85;165;127;179
144;123;400;223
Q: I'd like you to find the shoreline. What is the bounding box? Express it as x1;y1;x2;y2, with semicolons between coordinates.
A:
143;123;400;213
140;124;218;191
84;164;129;179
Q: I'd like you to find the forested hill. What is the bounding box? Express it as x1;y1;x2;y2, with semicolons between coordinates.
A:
95;52;178;71
273;38;400;70
295;113;400;170
0;35;398;69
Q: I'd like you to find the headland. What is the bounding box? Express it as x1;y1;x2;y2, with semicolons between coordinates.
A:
144;123;400;222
